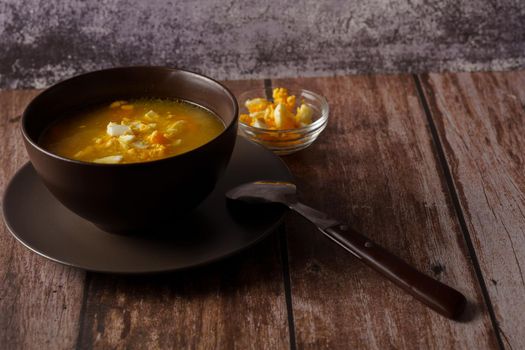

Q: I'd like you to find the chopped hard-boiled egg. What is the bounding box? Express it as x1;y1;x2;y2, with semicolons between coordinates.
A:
272;88;296;112
148;130;169;144
132;141;149;149
245;98;270;113
165;120;186;137
145;110;160;119
106;122;131;136
118;134;135;143
274;103;296;129
296;103;313;126
239;87;314;130
93;155;123;164
253;118;268;129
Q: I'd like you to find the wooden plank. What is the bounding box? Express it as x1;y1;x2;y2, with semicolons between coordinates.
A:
0;90;86;349
78;236;288;349
76;80;290;350
420;71;525;349
272;76;500;349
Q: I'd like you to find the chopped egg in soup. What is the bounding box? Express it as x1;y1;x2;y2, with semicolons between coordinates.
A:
40;98;225;164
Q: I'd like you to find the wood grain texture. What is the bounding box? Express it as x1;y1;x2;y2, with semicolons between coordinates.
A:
274;75;499;349
78;236;288;350
2;73;523;349
76;80;290;350
0;90;86;350
420;71;525;349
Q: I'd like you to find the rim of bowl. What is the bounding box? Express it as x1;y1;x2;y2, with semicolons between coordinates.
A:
21;66;239;167
237;87;329;133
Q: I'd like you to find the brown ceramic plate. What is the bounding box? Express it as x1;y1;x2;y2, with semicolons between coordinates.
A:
2;137;292;273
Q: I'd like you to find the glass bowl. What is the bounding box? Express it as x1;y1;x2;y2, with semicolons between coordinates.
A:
237;87;329;155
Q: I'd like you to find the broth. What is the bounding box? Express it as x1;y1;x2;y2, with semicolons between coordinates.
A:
40;98;225;164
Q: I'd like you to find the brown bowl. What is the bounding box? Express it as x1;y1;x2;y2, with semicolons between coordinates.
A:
21;67;238;233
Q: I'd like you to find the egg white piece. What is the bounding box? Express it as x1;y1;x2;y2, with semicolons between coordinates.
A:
107;122;131;136
118;134;135;143
296;104;313;125
132;141;149;149
252;118;268;128
93;155;123;164
274;103;295;128
145;110;159;119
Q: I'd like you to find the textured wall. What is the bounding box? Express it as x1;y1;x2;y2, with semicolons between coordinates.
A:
1;0;524;89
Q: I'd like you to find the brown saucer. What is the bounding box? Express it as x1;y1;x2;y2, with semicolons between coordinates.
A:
2;137;292;273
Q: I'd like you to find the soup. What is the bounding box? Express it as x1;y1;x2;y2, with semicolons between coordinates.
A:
40;98;225;164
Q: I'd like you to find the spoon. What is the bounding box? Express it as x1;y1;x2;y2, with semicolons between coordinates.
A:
226;181;467;320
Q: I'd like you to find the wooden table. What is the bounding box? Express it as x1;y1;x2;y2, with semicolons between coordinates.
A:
1;71;524;349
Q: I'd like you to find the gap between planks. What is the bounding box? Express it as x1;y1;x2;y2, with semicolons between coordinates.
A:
412;74;505;350
265;77;298;350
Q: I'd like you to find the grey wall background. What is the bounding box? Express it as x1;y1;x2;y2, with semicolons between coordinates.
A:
1;0;524;89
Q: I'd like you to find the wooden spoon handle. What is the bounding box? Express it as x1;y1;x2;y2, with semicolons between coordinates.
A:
321;224;466;320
